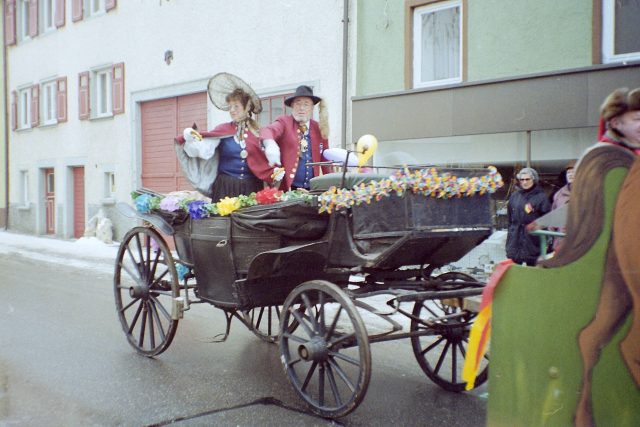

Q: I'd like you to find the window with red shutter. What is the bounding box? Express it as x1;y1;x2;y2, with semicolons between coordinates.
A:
5;0;16;46
30;84;39;127
55;0;65;27
112;63;125;115
78;71;90;120
56;77;67;122
71;0;82;22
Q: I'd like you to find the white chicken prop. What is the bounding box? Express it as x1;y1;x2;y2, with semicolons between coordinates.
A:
174;123;221;197
182;125;218;160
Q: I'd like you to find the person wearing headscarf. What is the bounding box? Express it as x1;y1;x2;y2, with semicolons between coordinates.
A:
259;85;330;190
549;160;576;252
505;167;551;266
175;73;272;201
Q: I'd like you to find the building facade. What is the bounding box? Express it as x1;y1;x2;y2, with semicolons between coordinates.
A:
5;0;351;239
352;0;640;189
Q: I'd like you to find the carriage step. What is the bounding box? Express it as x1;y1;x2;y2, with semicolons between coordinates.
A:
172;297;186;319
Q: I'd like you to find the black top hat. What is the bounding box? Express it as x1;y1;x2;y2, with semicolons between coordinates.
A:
285;85;322;107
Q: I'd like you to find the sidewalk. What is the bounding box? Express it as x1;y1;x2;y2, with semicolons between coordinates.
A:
0;230;119;275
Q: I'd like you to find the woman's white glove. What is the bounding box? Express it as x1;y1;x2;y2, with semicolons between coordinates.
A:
261;139;281;167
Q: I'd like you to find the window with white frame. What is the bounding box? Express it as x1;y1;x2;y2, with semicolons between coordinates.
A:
20;170;30;207
94;68;112;118
88;0;106;16
257;93;293;127
18;0;31;41
41;80;57;125
602;0;640;64
412;0;462;88
104;171;116;198
18;87;32;129
41;0;56;32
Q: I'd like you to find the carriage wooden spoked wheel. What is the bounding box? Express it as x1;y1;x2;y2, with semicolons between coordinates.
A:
410;272;489;392
279;280;371;418
242;305;282;343
113;226;180;357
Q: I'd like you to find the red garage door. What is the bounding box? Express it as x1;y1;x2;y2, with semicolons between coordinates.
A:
140;93;208;192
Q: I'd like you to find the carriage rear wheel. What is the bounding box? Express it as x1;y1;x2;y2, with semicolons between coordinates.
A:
243;306;282;343
410;272;489;392
114;226;179;357
279;280;371;418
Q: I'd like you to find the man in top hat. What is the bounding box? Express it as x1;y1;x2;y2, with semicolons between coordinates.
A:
260;85;330;190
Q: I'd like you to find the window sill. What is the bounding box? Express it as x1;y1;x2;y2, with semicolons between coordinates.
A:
90;113;114;121
39;121;58;128
17;205;31;211
101;198;116;206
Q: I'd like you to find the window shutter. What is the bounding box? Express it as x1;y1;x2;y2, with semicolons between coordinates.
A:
78;71;90;120
55;0;65;28
106;0;117;12
31;84;40;127
28;0;38;38
56;77;68;122
11;91;17;131
5;0;16;46
112;63;125;115
71;0;83;22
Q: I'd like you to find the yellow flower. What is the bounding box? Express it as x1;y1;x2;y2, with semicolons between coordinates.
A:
217;197;241;216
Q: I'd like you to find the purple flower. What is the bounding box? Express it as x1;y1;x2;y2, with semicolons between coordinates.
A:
160;196;181;212
187;200;208;219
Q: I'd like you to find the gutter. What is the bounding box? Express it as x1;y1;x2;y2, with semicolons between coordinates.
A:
340;0;349;149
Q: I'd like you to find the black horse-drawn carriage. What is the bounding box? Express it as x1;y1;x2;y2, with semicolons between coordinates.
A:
114;167;497;418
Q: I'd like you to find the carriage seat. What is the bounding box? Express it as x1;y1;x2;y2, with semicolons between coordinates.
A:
310;172;390;192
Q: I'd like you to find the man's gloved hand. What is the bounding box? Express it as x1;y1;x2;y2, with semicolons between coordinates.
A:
261;139;281;167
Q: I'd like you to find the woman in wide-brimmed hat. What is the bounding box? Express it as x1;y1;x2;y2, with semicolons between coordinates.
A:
175;73;272;200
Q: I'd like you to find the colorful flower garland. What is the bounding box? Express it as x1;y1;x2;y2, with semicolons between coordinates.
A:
132;188;312;219
317;166;504;214
133;167;503;219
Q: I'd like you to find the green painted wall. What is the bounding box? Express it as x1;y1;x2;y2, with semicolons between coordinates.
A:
356;0;405;95
467;0;593;81
356;0;593;96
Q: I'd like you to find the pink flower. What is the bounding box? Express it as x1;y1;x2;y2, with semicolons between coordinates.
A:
160;196;181;212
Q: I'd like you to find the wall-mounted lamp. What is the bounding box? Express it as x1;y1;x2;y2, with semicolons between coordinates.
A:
164;50;173;65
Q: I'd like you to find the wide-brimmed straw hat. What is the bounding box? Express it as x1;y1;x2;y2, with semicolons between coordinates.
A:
284;85;322;107
207;72;262;114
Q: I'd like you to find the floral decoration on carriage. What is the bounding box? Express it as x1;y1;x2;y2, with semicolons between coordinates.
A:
131;166;504;219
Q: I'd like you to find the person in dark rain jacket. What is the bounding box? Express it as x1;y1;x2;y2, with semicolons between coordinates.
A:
505;167;551;266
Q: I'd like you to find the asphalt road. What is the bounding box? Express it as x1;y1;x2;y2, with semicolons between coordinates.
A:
0;252;487;426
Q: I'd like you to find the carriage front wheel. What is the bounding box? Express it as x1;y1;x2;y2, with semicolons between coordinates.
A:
279;280;371;418
114;226;180;357
410;272;489;392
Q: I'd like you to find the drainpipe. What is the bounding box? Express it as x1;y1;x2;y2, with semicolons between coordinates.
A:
526;130;531;168
340;0;349;149
3;4;9;230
